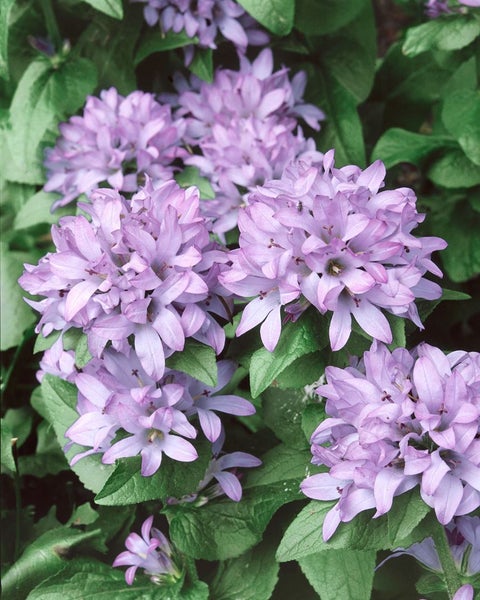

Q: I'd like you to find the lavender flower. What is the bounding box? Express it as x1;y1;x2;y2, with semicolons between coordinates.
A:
425;0;480;17
379;516;479;600
220;151;447;351
131;0;268;63
113;516;181;585
20;180;232;380
44;88;187;209
168;49;324;237
301;342;480;541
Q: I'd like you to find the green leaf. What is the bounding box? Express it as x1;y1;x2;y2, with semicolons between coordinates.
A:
305;63;365;166
189;49;213;83
442;89;480;166
0;243;36;350
210;538;279;600
168;482;302;560
428;148;480;188
295;0;365;36
371;128;454;168
82;0;123;19
17;420;69;477
277;491;431;561
403;14;480;56
237;0;294;36
135;30;196;65
74;334;92;368
301;403;325;442
1;418;16;472
430;199;480;282
33;330;61;354
13;190;69;229
0;0;15;79
175;166;215;200
385;313;406;350
3;407;33;448
6;56;97;184
273;351;325;390
2;527;103;600
249;311;325;398
166;341;217;387
262;388;311;448
41;374;115;493
299;550;376;600
95;445;211;506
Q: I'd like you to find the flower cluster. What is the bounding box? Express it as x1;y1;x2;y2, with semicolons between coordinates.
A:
131;0;268;63
63;347;256;477
425;0;480;17
301;342;480;541
113;516;181;585
168;49;324;237
220;151;447;351
44;88;187;209
20;180;232;380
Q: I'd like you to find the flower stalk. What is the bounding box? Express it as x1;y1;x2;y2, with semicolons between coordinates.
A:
432;520;463;599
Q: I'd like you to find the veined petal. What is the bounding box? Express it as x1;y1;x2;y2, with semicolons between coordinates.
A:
65;279;99;320
214;471;243;501
135;324;165;380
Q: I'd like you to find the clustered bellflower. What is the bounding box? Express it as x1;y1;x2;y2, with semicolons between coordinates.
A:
301;342;480;541
220;151;447;351
168;48;324;237
425;0;480;16
113;516;181;585
131;0;268;64
44;88;187;209
20;179;232;380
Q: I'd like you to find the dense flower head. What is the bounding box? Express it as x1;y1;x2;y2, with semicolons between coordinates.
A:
168;49;324;237
113;516;181;585
219;150;447;351
300;342;480;541
20;180;232;380
44;88;187;209
63;346;256;478
131;0;268;63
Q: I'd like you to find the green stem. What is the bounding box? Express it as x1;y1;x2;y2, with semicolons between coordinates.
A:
12;439;22;561
432;520;463;599
39;0;62;50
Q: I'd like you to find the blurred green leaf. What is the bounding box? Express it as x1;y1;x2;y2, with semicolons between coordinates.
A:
189;48;213;83
135;30;196;65
299;549;376;600
296;0;364;36
82;0;123;19
0;0;15;79
403;14;480;56
0;243;36;350
175;166;215;200
442;89;480;166
238;0;294;36
13;190;67;229
1;418;16;472
428;148;480;188
3;407;33;448
262;388;310;448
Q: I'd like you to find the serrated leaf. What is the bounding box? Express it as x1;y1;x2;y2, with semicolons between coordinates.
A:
238;0;294;36
41;374;115;493
277;491;431;561
298;549;376;600
82;0;123;19
210;538;279;600
442;89;480;166
0;243;36;350
249;311;325;398
428;148;480;189
6;56;97;184
403;15;480;56
2;527;103;600
135;30;196;65
175;166;215;200
189;48;213;83
167;482;302;561
371;129;454;168
166;341;217;387
95;445;210;506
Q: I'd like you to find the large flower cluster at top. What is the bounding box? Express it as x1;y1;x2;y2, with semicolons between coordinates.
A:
20;179;232;380
168;49;324;237
131;0;268;63
220;151;447;351
301;342;480;541
44;88;187;209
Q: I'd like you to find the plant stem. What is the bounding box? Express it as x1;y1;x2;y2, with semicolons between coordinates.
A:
432;520;462;599
39;0;62;50
12;439;22;561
